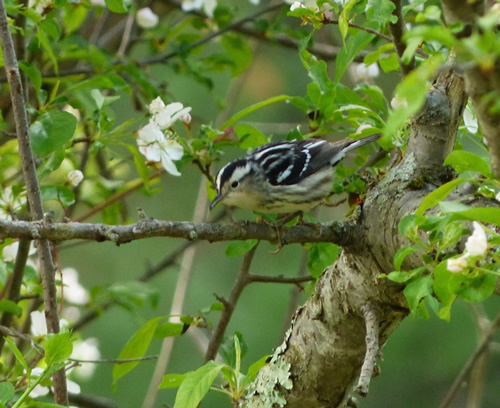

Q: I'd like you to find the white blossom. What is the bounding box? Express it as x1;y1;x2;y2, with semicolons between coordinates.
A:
90;0;106;6
290;1;305;11
71;338;101;379
3;241;36;263
136;7;159;29
31;310;68;337
67;170;84;187
465;221;487;256
63;105;81;122
248;0;259;4
0;187;26;219
391;95;408;110
137;121;184;176
496;191;500;202
447;256;468;273
61;268;89;305
182;0;217;17
353;63;380;82
463;105;478;134
356;124;374;135
153;102;192;130
29;0;53;15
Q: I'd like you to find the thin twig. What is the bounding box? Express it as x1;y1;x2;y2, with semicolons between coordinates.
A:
355;304;379;397
69;355;158;364
117;12;135;58
204;244;259;362
0;1;67;404
0;238;32;354
248;274;314;285
388;0;416;76
142;180;209;408
439;310;500;408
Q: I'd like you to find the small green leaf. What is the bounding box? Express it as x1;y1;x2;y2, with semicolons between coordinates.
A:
449;207;500;227
173;361;224;408
0;382;14;404
234;125;268;149
159;373;187;389
105;0;131;13
240;355;270;389
394;246;421;271
45;331;73;366
225;240;258;257
386;271;413;283
4;336;30;374
40;186;75;207
444;151;491;177
113;317;163;386
416;178;464;216
404;274;433;312
0;300;22;317
30;111;77;157
154;322;185;338
432;261;456;320
449;270;497;303
307;243;340;278
222;34;253;77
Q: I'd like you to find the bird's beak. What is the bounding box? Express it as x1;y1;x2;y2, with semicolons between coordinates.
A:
210;193;223;210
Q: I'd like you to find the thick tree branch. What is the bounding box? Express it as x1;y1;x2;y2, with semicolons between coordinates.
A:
0;1;67;404
0;218;359;246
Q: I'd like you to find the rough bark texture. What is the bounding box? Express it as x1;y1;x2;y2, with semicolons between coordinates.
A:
244;71;467;408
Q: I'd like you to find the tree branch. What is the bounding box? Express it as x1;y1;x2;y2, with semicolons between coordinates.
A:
0;217;359;246
0;1;67;404
388;0;416;76
204;244;258;362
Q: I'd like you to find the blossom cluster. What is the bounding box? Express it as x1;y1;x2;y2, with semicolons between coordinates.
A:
137;97;191;176
447;222;488;273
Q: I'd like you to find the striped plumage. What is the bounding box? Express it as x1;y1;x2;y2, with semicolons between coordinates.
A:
210;134;380;214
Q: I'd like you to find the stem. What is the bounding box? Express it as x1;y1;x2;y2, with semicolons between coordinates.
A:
0;1;67;404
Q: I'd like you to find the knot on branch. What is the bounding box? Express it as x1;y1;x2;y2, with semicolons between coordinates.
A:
97;226;119;243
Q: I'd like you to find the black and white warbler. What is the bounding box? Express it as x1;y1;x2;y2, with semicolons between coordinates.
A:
210;134;381;214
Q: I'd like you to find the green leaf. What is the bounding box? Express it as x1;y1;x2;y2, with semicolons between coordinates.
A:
4;336;30;374
379;53;400;73
221;34;253;77
307;243;340;278
173;361;224;408
444;151;491;177
234;125;268;149
0;300;22;317
416;178;464;216
393;246;421;271
220;332;247;368
404;274;433;312
338;0;357;41
105;0;131;13
449;207;500;226
113;317;163;387
45;331;73;366
386;271;413;283
154;322;185;338
432;261;456;320
225;240;258;257
30;111;77;157
449;271;498;303
0;382;14;404
159;373;187;389
240;355;270;389
19;62;42;100
40;186;75;207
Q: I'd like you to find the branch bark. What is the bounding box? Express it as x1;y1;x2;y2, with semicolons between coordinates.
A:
0;2;67;403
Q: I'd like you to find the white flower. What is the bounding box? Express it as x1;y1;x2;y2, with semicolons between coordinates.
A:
3;241;36;263
61;268;89;305
463;105;478;134
31;311;48;337
71;338;100;380
63;105;81;122
90;0;106;6
148;97;166;115
180;112;192;125
447;256;468;273
67;379;81;394
136;7;159;29
29;0;53;15
137;121;184;176
30;311;68;337
353;62;380;82
496;191;500;202
390;95;408;110
290;1;305;11
0;187;26;219
154;102;192;130
248;0;259;4
31;384;50;398
356;124;374;135
182;0;217;17
465;221;487;256
67;170;84;187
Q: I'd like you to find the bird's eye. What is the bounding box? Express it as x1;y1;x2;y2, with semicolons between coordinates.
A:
231;181;239;189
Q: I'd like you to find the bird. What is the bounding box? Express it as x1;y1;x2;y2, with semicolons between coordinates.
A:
210;134;381;215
